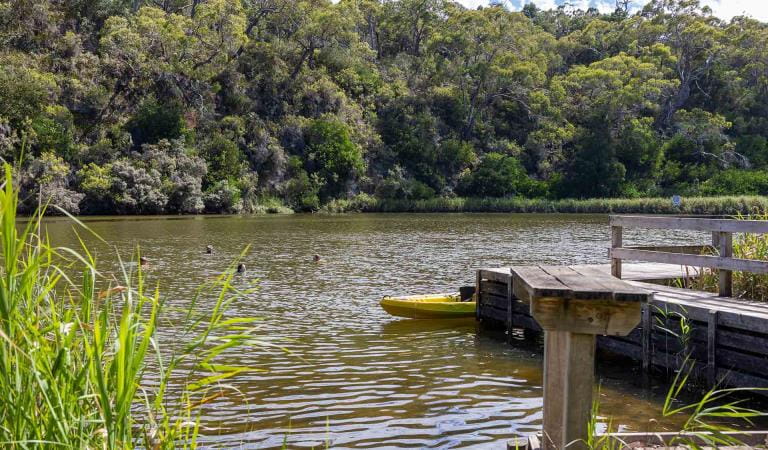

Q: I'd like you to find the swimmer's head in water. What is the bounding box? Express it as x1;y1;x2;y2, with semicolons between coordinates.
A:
313;254;321;262
237;263;246;273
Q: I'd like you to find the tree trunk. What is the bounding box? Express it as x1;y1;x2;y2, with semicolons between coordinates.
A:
290;48;312;79
661;77;691;128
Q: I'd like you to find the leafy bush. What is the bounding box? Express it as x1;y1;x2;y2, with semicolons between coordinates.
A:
0;58;58;126
284;156;322;211
111;159;167;213
320;192;377;213
700;170;768;196
201;134;245;187
77;140;207;214
204;179;242;213
304;117;364;198
30;105;74;158
127;96;186;147
456;152;547;198
375;166;436;200
20;152;84;214
77;162;115;213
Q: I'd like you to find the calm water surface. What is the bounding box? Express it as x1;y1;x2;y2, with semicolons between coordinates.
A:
44;213;707;449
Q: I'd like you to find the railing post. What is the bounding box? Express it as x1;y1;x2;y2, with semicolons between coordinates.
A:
506;274;514;343
611;225;622;278
715;232;733;297
707;309;718;386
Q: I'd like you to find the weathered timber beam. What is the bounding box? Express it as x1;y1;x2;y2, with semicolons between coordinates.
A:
610;215;768;233
611;248;768;274
626;244;715;254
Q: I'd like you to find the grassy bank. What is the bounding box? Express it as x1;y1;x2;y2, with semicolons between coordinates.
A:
346;195;768;215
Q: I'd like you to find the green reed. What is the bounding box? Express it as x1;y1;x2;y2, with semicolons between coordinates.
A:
674;211;768;301
730;211;768;301
361;196;768;215
584;359;765;449
0;163;261;448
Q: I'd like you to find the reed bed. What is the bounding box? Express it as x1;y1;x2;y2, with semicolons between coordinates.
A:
0;164;261;448
674;211;768;301
362;196;768;215
586;359;766;449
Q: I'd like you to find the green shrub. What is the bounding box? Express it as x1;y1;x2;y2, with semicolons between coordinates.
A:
127;96;186;147
204;179;242;213
250;195;294;214
201;134;245;187
375;166;435;200
456;152;547;198
30;106;74;159
77;162;115;213
320;192;377;213
304;118;364;199
700;170;768;196
20;151;84;214
284;156;322;211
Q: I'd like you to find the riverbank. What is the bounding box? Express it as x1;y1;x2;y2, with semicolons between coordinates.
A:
320;195;768;215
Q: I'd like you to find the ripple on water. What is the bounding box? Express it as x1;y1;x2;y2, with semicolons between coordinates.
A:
42;213;705;448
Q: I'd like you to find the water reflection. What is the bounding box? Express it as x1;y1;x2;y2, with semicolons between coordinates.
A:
42;213;707;448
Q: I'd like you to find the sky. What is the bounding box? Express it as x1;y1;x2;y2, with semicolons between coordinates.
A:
457;0;768;22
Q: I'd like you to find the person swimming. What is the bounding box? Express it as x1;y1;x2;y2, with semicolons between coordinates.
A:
237;263;246;274
140;256;149;266
206;245;213;254
313;254;321;262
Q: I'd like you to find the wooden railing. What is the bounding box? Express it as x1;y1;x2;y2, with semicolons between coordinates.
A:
609;215;768;297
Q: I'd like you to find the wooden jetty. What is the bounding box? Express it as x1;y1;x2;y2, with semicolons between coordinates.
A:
477;215;768;395
508;431;768;449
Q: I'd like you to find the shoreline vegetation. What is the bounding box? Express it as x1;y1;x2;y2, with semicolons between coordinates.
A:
3;1;768;217
29;195;768;217
0;164;261;447
320;195;768;215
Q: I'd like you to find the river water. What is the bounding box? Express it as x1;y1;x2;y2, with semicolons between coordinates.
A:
43;213;707;449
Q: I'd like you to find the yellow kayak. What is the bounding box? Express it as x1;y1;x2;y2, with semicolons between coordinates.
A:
380;293;476;319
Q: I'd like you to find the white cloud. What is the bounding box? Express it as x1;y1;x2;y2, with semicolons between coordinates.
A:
700;0;768;22
519;0;558;10
592;0;619;14
460;0;490;8
454;0;768;22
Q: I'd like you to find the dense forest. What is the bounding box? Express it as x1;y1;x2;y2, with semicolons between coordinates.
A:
1;0;767;214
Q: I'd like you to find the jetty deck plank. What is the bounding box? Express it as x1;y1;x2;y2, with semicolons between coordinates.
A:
482;262;702;283
510;266;571;302
570;262;702;282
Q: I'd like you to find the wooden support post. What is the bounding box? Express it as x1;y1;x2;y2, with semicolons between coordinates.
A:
542;331;595;450
641;304;652;373
611;226;623;278
475;270;482;321
707;309;718;386
715;232;733;297
506;275;514;343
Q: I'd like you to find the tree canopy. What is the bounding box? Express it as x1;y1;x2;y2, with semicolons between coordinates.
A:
1;0;767;213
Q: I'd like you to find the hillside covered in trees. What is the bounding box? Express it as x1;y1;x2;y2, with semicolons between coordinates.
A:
1;0;767;214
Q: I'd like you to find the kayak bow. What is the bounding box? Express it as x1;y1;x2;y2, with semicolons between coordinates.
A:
380;293;476;319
